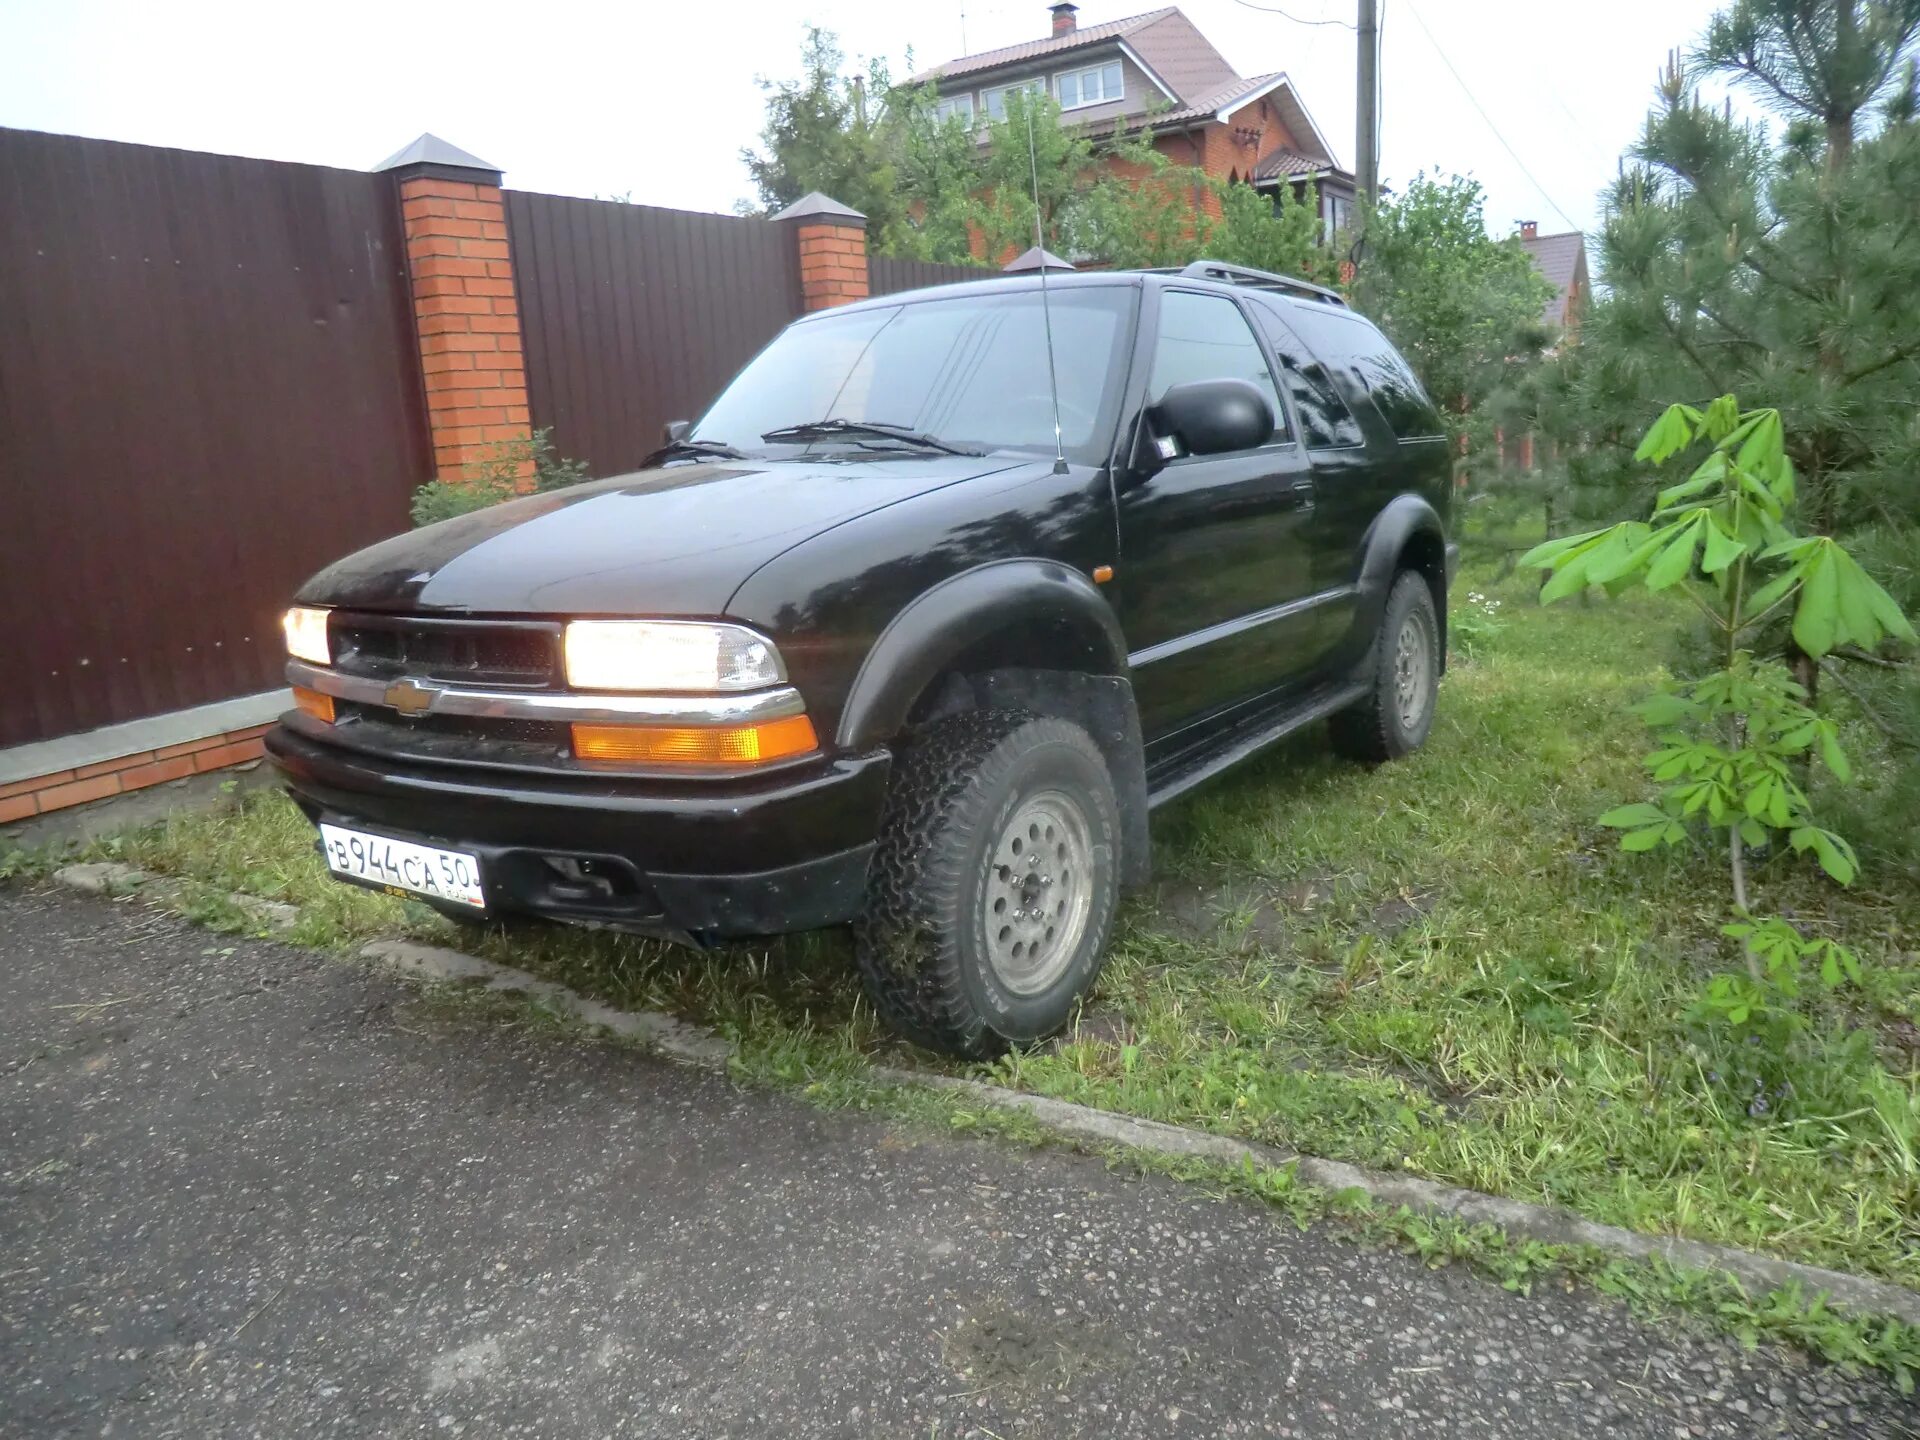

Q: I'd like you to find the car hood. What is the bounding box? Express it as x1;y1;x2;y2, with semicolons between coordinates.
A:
295;453;1025;618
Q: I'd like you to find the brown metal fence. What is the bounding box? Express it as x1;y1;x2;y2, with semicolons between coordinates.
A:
0;127;431;750
868;255;990;296
506;193;802;478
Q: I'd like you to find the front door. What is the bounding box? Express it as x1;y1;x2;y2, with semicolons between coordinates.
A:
1114;287;1320;743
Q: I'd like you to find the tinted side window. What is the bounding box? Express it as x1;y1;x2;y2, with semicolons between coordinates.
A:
1280;304;1446;442
1249;299;1365;450
1147;290;1286;444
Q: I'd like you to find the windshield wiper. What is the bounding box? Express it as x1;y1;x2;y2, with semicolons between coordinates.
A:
642;437;748;468
760;419;981;456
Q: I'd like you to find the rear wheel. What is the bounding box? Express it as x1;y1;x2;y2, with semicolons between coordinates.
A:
855;712;1121;1059
1330;570;1441;762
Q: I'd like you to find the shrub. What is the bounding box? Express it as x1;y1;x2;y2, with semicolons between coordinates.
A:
409;427;591;527
1523;395;1914;1030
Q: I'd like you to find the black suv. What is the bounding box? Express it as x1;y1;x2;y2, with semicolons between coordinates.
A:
268;261;1456;1056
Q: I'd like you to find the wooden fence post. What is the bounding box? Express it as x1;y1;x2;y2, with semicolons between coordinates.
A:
376;135;533;482
773;192;869;312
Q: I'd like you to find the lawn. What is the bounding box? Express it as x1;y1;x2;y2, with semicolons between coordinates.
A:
65;529;1920;1290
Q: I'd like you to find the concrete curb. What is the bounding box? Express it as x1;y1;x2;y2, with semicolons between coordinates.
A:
49;863;1920;1329
55;862;299;934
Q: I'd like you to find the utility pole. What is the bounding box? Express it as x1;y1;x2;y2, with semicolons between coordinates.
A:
1356;0;1379;207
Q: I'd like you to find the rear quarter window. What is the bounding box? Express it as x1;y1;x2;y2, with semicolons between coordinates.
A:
1276;303;1446;443
1248;298;1365;450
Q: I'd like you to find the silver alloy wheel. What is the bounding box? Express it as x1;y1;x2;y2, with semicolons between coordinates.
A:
982;789;1095;996
1394;613;1433;731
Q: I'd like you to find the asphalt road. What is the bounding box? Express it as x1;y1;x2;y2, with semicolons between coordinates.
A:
2;886;1910;1438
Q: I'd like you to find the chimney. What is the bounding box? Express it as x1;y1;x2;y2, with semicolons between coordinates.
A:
1050;3;1078;36
1519;220;1539;240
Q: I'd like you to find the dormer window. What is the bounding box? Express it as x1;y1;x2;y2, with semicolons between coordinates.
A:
1056;61;1123;110
982;79;1047;120
935;93;975;125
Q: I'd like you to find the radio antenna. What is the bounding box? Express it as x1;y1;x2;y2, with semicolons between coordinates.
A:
1025;103;1069;475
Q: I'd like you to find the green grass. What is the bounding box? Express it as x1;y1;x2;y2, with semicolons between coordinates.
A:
65;539;1920;1294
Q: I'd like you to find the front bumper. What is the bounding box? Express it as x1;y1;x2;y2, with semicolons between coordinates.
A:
266;723;890;941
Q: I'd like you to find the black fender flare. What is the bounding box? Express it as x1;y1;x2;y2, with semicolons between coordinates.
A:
836;558;1129;751
1347;493;1451;667
838;559;1151;889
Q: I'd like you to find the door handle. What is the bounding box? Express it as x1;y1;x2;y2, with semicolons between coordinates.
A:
1288;479;1316;512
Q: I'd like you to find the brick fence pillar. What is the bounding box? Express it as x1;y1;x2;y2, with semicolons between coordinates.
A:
375;134;533;481
772;192;869;311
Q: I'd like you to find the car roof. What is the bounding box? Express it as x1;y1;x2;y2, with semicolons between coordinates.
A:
812;263;1352;323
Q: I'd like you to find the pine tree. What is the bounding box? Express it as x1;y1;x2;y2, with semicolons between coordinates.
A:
1541;1;1920;535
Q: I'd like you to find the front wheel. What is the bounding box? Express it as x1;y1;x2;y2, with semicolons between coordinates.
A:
1330;570;1441;763
855;712;1121;1059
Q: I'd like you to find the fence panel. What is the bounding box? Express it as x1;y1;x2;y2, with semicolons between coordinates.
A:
868;255;990;296
506;193;802;478
0;127;430;749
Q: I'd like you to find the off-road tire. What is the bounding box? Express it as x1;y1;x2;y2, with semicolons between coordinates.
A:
855;712;1121;1059
1330;570;1441;763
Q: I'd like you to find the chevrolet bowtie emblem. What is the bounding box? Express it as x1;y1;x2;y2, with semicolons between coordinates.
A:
383;677;437;717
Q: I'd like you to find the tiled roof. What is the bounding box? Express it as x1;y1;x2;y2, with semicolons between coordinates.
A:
913;8;1178;84
1121;9;1238;102
1520;230;1588;328
1147;71;1281;126
1253;146;1334;180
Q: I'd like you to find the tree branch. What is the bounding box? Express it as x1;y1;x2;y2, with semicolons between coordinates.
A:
1842;339;1920;386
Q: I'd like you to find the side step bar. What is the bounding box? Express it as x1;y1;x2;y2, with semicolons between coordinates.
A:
1145;682;1367;809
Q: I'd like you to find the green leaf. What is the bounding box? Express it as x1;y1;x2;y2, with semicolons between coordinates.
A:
1817;724;1852;783
1700;518;1746;575
1832;546;1918;649
1645;515;1705;590
1634;403;1697;463
1790;827;1858;885
1731;408;1782;475
1743;566;1801;620
1538;562;1593;604
1791;547;1840;657
1598;803;1668;828
1517;527;1606;570
1701;394;1740;442
1619;827;1668;852
1768;450;1796;505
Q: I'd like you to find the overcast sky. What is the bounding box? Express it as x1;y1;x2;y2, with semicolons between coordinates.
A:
1;0;1735;240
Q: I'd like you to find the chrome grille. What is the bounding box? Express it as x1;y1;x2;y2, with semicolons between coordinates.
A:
330;613;560;689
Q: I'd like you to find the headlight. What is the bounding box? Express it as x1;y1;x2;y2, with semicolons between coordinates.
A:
563;620;785;692
283;606;331;666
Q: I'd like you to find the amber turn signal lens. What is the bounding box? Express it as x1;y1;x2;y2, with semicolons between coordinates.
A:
571;715;818;767
292;686;335;723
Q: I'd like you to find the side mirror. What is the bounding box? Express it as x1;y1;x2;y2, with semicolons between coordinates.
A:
1147;379;1274;458
664;419;691;443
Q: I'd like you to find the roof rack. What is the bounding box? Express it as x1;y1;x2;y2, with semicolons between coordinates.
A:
1175;260;1348;307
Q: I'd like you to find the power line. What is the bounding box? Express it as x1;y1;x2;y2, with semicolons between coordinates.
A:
1398;0;1584;232
1227;0;1356;27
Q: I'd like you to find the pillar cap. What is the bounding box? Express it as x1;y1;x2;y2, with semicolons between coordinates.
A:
770;192;867;229
1003;244;1076;273
374;133;503;186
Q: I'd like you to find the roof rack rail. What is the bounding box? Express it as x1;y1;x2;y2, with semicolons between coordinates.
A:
1176;260;1347;307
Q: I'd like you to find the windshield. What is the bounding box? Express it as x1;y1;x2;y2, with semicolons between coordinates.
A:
690;285;1137;464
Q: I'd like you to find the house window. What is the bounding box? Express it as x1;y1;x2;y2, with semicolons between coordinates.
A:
982;80;1045;120
1322;192;1353;244
935;93;975;125
1056;61;1123;110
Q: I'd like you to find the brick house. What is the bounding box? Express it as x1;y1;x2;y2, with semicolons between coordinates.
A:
915;3;1356;240
1516;221;1589;342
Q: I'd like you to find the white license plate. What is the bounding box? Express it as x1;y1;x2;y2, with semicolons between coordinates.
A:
318;824;485;909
